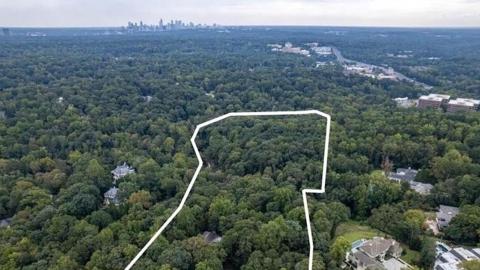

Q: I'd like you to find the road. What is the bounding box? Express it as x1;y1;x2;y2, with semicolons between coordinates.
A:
331;47;433;90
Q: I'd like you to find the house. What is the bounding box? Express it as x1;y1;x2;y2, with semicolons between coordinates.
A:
104;187;120;206
0;218;12;228
388;168;433;195
383;258;412;270
436;205;460;230
142;95;153;102
418;94;450;109
350;251;384;270
347;237;411;270
203;231;222;244
359;238;402;260
388;168;418;182
447;99;479;113
435;242;480;270
111;162;135;181
409;181;433;195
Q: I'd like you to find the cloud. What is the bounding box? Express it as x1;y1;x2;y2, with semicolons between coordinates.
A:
0;0;479;27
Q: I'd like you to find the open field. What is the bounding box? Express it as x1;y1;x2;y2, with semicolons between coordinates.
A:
335;221;386;243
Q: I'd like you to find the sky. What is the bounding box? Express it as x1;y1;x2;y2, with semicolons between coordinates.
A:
1;0;480;27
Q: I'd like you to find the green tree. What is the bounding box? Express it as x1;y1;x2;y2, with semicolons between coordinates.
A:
329;236;350;265
431;150;472;181
445;205;480;244
419;237;436;269
158;246;192;270
128;190;152;209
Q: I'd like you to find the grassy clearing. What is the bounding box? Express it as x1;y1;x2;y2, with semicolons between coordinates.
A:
335;221;386;243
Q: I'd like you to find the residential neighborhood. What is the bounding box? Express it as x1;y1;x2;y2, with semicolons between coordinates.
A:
337;199;474;270
2;16;480;270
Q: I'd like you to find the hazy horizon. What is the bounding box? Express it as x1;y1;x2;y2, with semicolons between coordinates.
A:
1;0;480;28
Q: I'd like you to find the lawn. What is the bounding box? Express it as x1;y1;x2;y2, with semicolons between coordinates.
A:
335;221;387;243
401;246;421;265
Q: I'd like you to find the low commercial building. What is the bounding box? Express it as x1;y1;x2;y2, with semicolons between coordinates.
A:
418;94;450;109
429;94;451;101
447;98;480;112
393;97;414;108
436;205;460;230
313;46;332;55
456;98;480;110
378;74;398;80
414;94;479;113
270;42;311;57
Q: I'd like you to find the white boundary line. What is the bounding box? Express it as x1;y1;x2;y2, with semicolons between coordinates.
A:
125;110;331;270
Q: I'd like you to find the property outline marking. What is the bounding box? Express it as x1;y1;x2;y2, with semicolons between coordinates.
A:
125;110;331;270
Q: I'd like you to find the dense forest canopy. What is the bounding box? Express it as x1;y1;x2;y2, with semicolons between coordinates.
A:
0;27;479;269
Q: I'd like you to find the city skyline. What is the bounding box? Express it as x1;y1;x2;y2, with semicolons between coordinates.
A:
1;0;480;28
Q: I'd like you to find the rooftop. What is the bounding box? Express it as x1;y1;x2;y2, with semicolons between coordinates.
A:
0;218;12;228
203;231;222;244
410;181;433;195
104;186;120;206
360;237;397;258
435;243;480;270
104;187;119;198
428;93;451;100
383;258;411;270
111;162;135;180
455;98;480;105
437;205;460;223
388;167;418;182
352;251;380;267
419;95;444;102
448;99;475;107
